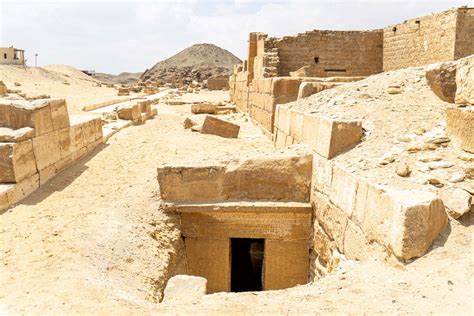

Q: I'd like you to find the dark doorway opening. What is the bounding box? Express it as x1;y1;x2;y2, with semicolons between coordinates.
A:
230;238;264;292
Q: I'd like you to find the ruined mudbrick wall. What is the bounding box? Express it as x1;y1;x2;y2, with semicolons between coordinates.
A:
273;30;383;77
383;7;474;71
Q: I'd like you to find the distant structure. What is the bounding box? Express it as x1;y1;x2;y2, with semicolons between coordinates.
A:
0;46;25;66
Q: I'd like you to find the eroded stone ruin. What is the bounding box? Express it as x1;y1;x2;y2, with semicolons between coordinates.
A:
156;6;474;297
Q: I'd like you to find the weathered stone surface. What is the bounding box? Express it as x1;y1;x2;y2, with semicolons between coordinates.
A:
116;103;140;123
425;62;457;103
163;275;207;303
455;54;474;105
446;107;474;153
6;173;40;205
117;87;129;96
440;188;472;219
0;127;35;142
297;82;338;100
50;99;70;130
185;238;229;293
183;118;197;129
157;154;312;203
191;103;217;114
386;189;448;260
0;141;37;183
201;116;240;138
32;131;61;171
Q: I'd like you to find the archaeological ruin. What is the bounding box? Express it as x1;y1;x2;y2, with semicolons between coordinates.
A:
0;4;473;314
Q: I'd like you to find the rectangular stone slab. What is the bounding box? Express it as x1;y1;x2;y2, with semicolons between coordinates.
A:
0;140;37;183
185;238;230;293
264;239;309;290
181;211;311;240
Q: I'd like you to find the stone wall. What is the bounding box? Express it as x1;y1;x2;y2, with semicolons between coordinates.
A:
273;30;383;77
454;8;474;60
383;8;474;71
0;99;103;211
207;75;229;90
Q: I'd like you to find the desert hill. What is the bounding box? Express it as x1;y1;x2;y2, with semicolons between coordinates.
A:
140;43;241;86
94;72;142;85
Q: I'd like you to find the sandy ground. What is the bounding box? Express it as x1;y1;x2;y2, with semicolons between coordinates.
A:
0;64;140;114
0;92;274;314
0;86;472;314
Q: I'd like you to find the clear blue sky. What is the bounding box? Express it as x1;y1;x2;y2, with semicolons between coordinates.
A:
0;0;470;74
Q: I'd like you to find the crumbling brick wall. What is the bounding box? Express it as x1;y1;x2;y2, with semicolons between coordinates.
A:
454;7;474;60
383;8;474;71
273;30;383;77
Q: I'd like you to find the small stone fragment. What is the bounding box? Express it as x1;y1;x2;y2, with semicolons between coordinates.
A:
395;163;411;177
427;161;454;170
418;154;442;162
449;173;465;183
183;118;197;129
379;153;396;165
427;178;443;187
387;85;402;94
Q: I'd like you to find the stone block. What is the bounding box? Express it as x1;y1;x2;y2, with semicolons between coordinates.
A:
32;131;61;171
50;99;70;130
191;103;217;114
264;239;309;290
387;189;447;260
6;173;40;205
272;77;302;97
276;106;291;135
185;238;229;293
315;118;363;159
0;127;35;142
446;107;474;153
290;110;304;141
30;103;54;136
0;185;13;211
0;140;37;183
455;55;474;105
425;62;457;103
312;191;348;251
69;124;84;151
57;128;73;158
117;103;140;122
201;116;240;139
81;120;96;146
297;82;338;100
330;164;358;217
163;275;207;303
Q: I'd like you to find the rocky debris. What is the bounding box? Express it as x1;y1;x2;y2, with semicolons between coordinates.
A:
379;152;396;165
117;87;130;96
140;44;241;88
162;275;207;304
465;166;474;180
449;172;465;183
14;82;21;87
201;116;240;138
191;125;202;132
427;161;454;170
207;75;229;90
425;62;457;103
426;177;443;187
395;163;411;177
440;188;472;219
166;100;185;106
183;118;197;129
386;85;402;94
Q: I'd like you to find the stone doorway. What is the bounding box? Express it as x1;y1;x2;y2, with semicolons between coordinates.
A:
230;238;264;292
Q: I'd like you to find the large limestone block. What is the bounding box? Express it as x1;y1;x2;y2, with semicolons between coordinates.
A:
191;103;217;114
0;184;13;211
117;103;140;123
455;55;474;105
32;131;61;171
387;190;447;260
163;275;207;303
0;100;54;136
185;238;229;293
264;240;309;290
81;120;97;146
425;62;457;103
6;173;40;205
50;99;70;130
0;127;35;142
0;80;6;96
272;77;302;97
0;140;37;183
446;107;474;153
69;124;84;151
158;154;313;203
223;155;312;202
315;118;363;159
297;82;338;100
57;128;73;158
201;116;240;138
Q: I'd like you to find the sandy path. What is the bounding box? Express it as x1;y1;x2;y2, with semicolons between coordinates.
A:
0;101;273;314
